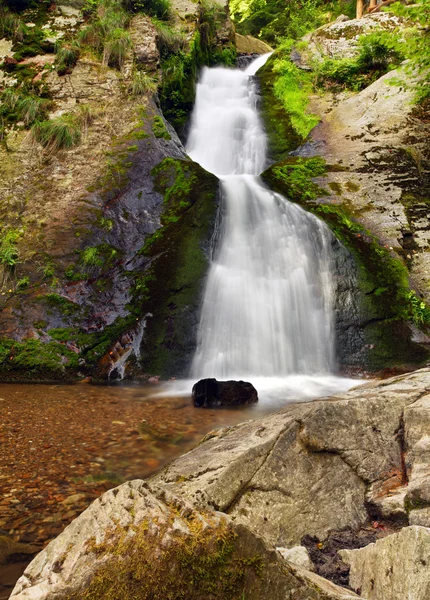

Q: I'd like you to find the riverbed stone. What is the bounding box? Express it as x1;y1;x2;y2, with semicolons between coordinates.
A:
277;545;314;570
339;526;430;600
192;378;258;407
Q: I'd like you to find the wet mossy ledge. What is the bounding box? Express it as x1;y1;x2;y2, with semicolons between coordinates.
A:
261;157;430;373
133;158;219;379
63;517;264;600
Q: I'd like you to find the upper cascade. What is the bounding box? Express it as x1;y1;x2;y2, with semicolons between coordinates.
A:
187;55;336;380
186;55;272;177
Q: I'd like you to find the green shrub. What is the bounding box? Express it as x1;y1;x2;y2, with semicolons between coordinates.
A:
17;275;30;289
81;246;103;266
31;114;82;152
314;30;406;92
78;0;131;70
125;0;171;20
1;89;51;126
387;0;429;102
55;41;81;75
357;31;405;71
131;70;157;96
0;6;26;41
102;27;132;69
152;18;186;57
78;21;106;51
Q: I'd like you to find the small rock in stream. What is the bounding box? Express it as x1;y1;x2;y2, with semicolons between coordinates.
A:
192;378;258;408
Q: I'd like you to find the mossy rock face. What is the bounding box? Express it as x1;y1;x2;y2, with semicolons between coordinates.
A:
262;157;430;373
256;55;303;162
135;157;219;378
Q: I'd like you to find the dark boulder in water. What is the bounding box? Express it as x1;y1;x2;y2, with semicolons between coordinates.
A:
192;378;258;408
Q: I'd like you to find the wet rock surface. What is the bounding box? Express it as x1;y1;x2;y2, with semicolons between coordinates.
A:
192;378;258;407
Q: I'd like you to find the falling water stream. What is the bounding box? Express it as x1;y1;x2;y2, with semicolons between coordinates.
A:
167;54;358;406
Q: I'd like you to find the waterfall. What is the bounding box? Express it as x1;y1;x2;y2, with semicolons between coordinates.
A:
181;55;358;400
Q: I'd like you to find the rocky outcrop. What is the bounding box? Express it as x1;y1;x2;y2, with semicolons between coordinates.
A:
257;12;430;373
0;1;235;381
10;481;361;600
235;33;273;54
339;526;430;599
305;13;405;61
192;378;258;407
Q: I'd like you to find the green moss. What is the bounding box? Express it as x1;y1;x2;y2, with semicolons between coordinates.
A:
0;226;21;267
264;156;327;202
345;181;360;192
328;181;343;195
0;338;80;377
152;115;171;139
40;293;79;316
65;517;263;600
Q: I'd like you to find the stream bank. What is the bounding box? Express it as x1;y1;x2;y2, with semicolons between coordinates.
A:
0;382;260;599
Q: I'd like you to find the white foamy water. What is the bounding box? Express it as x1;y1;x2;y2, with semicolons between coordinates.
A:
182;55;359;401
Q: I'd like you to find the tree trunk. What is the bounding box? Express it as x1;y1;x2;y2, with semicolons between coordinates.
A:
356;0;364;19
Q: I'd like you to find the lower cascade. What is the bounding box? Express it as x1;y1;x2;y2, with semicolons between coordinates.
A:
187;55;336;381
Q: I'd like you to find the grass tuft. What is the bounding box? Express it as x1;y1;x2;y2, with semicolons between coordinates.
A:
31;114;82;152
55;41;81;75
130;70;157;96
102;28;132;69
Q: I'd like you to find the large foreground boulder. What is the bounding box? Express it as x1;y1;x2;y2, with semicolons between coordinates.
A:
339;526;430;600
154;369;430;547
192;378;258;407
11;481;360;600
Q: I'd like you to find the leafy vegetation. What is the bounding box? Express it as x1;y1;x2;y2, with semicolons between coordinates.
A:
55;41;81;76
0;227;21;268
78;0;131;70
387;0;430;102
314;30;406;91
230;0;355;44
131;70;157;96
124;0;171;20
